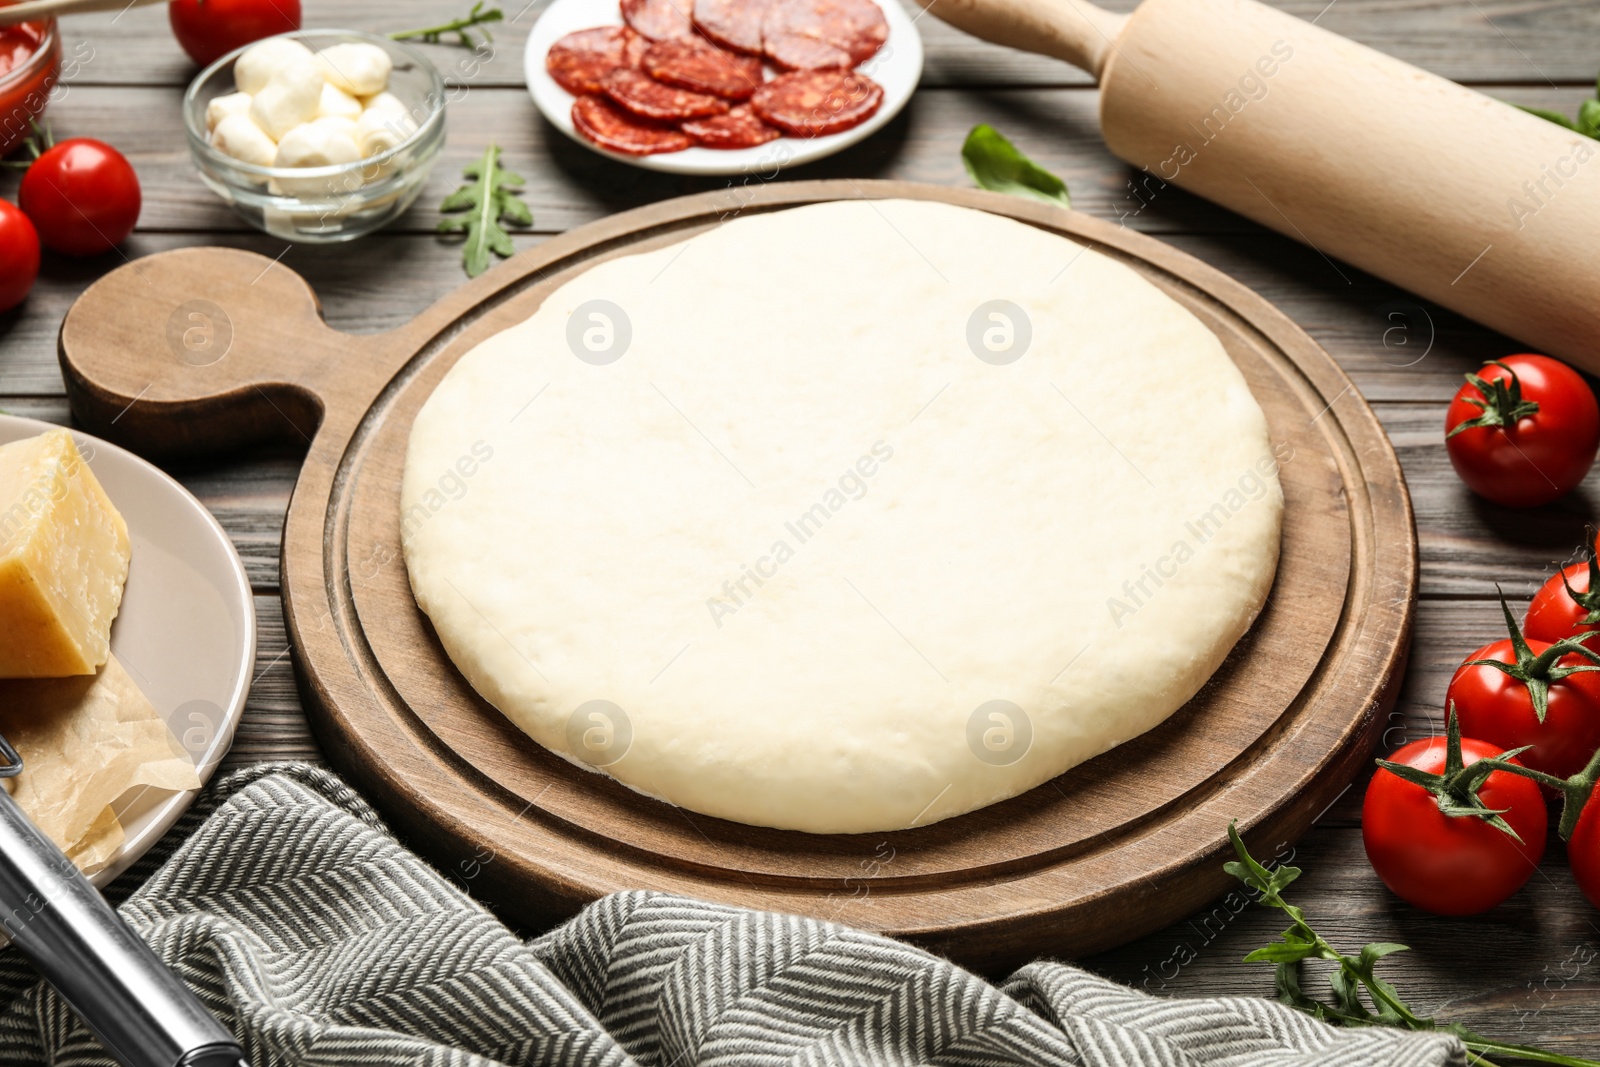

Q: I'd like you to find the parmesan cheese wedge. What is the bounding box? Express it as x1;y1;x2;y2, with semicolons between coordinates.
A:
0;430;131;678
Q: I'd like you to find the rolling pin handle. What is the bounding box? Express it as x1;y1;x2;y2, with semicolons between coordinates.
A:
910;0;1128;77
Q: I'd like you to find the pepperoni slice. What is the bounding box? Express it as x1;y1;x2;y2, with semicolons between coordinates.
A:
692;0;769;54
762;32;851;70
761;0;887;67
572;94;693;155
751;68;882;136
621;0;696;41
602;66;730;120
644;38;765;100
546;26;645;96
681;104;781;148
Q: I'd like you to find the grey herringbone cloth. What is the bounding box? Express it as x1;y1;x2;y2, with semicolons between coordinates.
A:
0;765;1465;1066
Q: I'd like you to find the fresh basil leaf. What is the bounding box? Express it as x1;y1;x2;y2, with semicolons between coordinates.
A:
1516;104;1578;130
961;124;1070;208
1580;98;1600;139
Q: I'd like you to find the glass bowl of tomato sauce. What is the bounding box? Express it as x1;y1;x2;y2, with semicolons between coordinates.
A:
0;11;59;157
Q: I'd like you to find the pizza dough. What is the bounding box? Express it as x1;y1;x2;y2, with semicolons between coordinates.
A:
401;199;1284;834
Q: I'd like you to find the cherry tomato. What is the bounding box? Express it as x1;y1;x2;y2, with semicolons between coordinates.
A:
18;138;140;257
1363;735;1546;915
1570;797;1600;909
0;200;39;313
1527;561;1600;649
168;0;301;68
1445;355;1599;508
1448;634;1600;781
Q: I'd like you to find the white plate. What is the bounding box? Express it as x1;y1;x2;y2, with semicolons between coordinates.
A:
524;0;923;174
0;415;254;887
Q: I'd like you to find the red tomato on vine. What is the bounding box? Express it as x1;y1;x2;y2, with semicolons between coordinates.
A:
1445;355;1599;508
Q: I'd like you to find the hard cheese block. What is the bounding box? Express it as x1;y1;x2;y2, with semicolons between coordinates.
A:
0;430;131;678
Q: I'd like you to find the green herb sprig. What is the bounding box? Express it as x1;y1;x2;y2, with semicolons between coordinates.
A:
1515;70;1600;138
391;2;505;49
1226;823;1600;1066
960;124;1070;208
437;143;532;278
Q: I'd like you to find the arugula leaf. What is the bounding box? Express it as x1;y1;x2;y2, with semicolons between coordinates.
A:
961;124;1070;208
437;143;532;278
1227;822;1600;1066
391;2;505;49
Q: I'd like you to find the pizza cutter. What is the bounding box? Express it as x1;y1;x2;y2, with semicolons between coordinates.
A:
0;733;244;1067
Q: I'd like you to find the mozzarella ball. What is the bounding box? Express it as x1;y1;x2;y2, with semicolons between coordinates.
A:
275;117;362;168
359;90;408;116
315;43;392;97
318;82;363;121
355;105;417;157
250;58;325;139
205;91;253;132
274;117;364;195
233;37;314;94
210;114;277;166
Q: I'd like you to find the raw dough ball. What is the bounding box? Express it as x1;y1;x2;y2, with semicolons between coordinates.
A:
250;57;325;139
233;37;313;94
315;42;392;97
205;91;253;132
210;113;277;166
402;199;1284;834
318;83;363;121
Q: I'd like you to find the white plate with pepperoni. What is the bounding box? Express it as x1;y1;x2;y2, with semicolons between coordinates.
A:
524;0;922;174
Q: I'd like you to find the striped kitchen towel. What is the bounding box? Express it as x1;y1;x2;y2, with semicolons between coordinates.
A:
0;764;1464;1066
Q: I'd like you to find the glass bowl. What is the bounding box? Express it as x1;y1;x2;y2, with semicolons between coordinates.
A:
0;13;61;157
184;30;446;243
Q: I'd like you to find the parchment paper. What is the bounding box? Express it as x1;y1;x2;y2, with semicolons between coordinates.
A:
0;656;200;872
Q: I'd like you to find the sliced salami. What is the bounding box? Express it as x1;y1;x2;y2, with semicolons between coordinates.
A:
643;38;765;100
761;32;851;71
761;0;887;66
621;0;696;41
572;94;693;155
546;26;644;96
681;104;781;148
623;28;651;66
692;0;768;54
751;68;882;137
602;66;731;120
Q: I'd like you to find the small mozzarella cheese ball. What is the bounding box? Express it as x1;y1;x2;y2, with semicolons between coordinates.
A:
355;105;417;157
233;37;314;94
210;114;277;166
318;82;363;121
250;57;325;139
205;91;253;132
360;90;408;116
274;117;364;196
274;117;362;168
315;43;392;97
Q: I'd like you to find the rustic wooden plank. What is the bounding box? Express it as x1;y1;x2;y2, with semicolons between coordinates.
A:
45;0;1600;89
4;84;1589;244
224;595;321;770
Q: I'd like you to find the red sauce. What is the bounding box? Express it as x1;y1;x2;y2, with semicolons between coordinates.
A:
0;16;59;158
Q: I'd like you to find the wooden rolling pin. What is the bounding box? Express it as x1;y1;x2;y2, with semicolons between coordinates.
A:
922;0;1600;369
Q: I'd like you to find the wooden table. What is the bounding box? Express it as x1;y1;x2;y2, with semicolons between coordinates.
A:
4;0;1600;1053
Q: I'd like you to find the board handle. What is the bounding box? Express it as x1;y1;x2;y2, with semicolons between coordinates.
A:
58;247;373;459
908;0;1128;77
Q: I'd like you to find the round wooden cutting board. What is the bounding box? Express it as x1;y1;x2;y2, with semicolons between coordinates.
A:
58;181;1414;971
